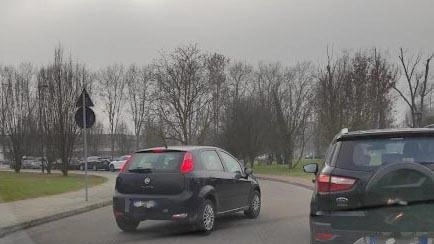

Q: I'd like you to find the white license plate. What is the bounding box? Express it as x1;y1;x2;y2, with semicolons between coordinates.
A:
133;200;156;208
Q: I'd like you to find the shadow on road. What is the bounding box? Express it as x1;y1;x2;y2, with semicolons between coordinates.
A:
120;213;254;240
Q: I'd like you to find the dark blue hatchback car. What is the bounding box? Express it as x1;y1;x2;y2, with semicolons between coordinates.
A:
113;146;261;233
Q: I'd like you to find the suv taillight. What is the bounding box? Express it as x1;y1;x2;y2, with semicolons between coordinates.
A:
120;155;133;173
180;152;194;174
317;174;356;193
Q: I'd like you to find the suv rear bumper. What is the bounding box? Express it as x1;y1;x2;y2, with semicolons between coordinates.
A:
310;205;434;243
113;190;199;222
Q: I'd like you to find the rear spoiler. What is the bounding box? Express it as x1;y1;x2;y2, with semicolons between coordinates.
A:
135;147;186;154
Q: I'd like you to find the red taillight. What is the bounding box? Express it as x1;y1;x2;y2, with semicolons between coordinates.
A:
180;152;194;174
120;155;133;173
314;232;336;241
113;210;124;219
316;174;356;193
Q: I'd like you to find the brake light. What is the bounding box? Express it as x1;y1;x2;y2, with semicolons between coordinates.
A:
314;232;336;241
120;155;133;173
316;174;356;193
180;152;194;174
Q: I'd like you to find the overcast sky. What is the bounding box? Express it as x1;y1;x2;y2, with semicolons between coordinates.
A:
1;0;433;68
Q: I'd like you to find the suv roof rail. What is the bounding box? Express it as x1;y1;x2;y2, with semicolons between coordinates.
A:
332;128;349;143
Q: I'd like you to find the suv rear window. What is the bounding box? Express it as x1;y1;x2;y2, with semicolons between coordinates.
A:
127;151;185;172
336;137;434;171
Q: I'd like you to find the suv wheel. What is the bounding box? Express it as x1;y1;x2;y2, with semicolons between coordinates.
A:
244;190;261;218
115;217;139;232
197;199;215;234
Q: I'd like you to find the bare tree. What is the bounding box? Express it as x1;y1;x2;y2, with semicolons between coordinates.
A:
38;47;87;176
115;121;134;155
153;44;212;144
1;63;36;173
393;48;433;127
267;62;314;168
0;65;7;163
87;122;104;156
206;53;229;139
220;95;272;167
125;64;153;149
315;49;397;152
97;64;125;158
227;62;253;100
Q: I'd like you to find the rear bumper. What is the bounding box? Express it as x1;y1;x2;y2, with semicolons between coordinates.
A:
113;190;199;222
310;205;434;243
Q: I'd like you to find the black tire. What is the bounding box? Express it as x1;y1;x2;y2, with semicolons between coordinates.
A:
109;164;115;172
196;199;215;234
115;217;139;232
244;190;261;219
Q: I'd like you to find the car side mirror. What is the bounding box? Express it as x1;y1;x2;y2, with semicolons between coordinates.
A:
239;159;245;166
303;163;318;174
235;172;243;179
245;168;253;176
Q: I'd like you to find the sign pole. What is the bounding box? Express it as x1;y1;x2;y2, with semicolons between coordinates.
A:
82;87;88;202
75;86;95;202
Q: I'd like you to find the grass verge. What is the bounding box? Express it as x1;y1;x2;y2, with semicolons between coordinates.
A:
0;172;107;203
252;159;322;179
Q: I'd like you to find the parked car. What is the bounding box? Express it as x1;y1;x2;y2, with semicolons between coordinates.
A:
21;157;43;169
30;160;42;169
113;146;261;233
304;128;434;243
109;155;131;172
79;157;110;171
69;158;81;170
0;160;9;169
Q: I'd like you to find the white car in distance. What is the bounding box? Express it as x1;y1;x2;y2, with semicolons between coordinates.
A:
109;155;131;172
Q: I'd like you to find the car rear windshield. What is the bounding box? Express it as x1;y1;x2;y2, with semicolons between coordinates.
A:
336;136;434;171
126;151;185;172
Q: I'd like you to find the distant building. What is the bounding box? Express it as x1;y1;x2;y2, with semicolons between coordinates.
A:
73;133;136;159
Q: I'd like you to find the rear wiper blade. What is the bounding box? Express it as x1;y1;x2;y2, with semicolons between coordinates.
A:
339;199;434;212
418;161;434;164
128;168;152;173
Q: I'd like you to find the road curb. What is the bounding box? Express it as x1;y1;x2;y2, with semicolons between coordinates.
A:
257;176;314;190
0;200;112;238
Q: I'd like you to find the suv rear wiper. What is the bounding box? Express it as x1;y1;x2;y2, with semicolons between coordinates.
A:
128;168;153;173
418;161;434;165
339;199;434;212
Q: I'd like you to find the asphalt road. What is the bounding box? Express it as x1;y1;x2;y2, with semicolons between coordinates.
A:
0;180;312;244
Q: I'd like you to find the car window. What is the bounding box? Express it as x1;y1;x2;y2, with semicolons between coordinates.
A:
121;156;130;160
220;151;242;174
336;137;434;171
200;151;224;171
324;143;336;165
127;151;185;172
